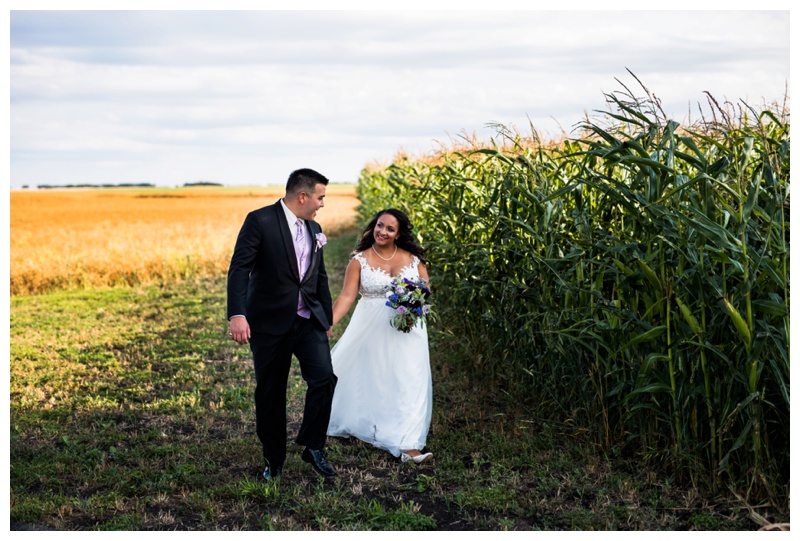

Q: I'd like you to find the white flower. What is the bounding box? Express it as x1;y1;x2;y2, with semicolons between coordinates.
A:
315;232;327;252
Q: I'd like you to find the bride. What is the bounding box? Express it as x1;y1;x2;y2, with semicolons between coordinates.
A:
326;208;433;464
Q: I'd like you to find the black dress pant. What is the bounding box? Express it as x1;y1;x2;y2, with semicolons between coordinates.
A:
249;315;336;468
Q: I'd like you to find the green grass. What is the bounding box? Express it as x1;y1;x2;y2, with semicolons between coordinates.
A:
10;230;780;530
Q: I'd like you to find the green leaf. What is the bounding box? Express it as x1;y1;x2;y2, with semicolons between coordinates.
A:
751;299;788;317
623;325;667;349
636;258;662;291
627;383;674;396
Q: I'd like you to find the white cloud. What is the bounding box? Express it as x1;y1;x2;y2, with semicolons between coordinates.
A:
9;9;790;188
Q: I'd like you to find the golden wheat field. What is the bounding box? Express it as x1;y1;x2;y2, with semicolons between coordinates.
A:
10;185;359;296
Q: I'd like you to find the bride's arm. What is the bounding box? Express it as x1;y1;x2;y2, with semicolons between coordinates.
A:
331;258;361;327
418;262;430;290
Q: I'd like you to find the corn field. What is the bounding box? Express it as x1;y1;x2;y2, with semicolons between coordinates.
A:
356;87;789;501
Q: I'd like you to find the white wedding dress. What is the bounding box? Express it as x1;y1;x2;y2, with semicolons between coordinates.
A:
327;252;432;457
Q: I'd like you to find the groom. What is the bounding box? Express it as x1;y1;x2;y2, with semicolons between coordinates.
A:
227;168;337;480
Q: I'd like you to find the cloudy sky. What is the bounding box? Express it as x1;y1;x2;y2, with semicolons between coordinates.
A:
8;5;791;188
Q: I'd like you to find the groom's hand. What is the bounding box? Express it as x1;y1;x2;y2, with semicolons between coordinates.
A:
229;316;251;345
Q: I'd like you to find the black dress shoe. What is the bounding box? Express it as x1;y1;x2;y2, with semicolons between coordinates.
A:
301;448;337;477
262;459;281;481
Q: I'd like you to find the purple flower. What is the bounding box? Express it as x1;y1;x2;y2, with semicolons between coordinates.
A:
396;305;408;315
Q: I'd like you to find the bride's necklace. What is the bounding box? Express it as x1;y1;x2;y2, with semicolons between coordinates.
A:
372;243;398;262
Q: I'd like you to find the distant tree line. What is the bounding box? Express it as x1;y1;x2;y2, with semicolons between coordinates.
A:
35;183;156;189
26;181;225;189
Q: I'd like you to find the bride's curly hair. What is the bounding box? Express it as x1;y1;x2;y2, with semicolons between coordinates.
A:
354;208;429;266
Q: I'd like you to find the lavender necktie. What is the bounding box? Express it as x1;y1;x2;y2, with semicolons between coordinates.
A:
294;218;307;278
294;218;310;318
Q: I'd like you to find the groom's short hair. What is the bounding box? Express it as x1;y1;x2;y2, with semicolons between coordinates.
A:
286;168;330;197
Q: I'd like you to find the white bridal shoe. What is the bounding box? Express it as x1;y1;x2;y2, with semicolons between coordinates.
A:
401;452;433;464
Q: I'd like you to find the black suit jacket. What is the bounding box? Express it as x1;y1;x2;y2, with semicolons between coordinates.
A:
227;200;333;335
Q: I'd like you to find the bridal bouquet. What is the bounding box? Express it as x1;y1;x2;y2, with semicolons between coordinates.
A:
385;277;438;333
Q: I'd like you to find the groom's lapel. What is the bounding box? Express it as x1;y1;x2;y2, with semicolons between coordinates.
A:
274;203;300;280
306;221;319;278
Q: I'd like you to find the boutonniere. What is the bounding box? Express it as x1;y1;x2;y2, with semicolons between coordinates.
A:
315;233;327;252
